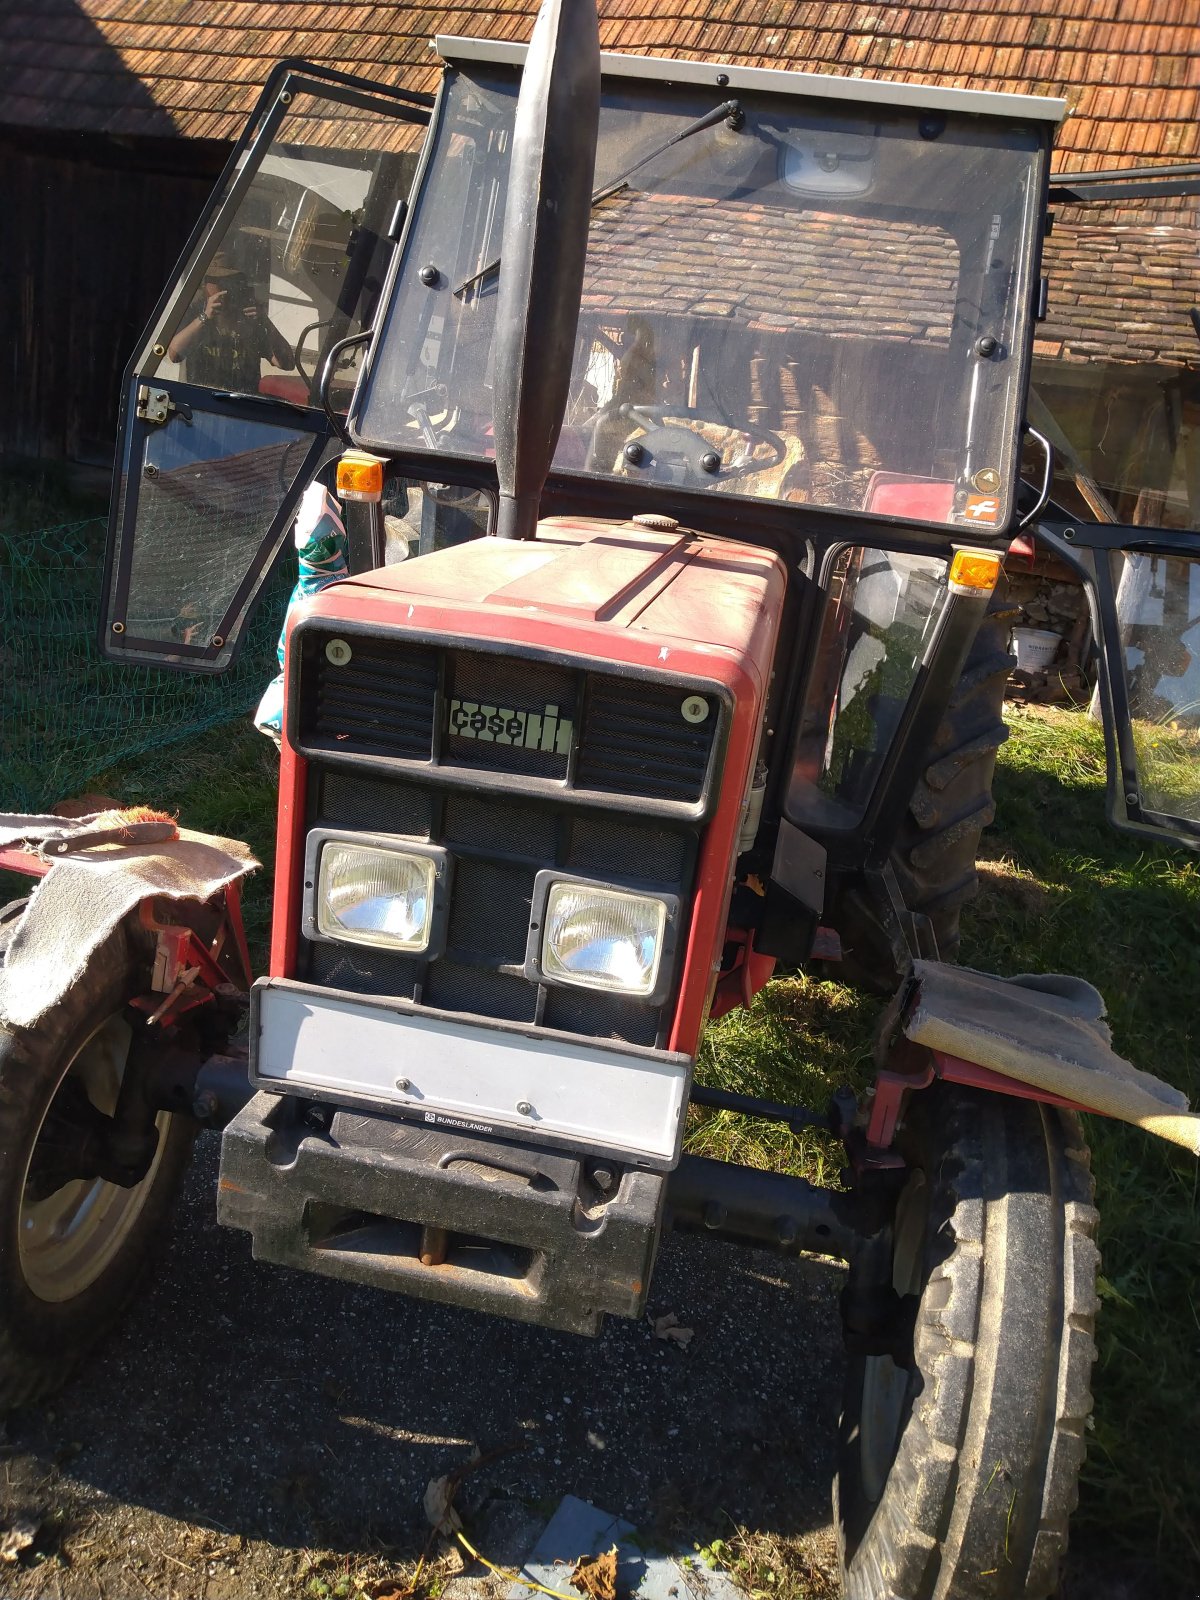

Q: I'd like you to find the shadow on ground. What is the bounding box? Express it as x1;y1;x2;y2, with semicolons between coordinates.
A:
1;1135;844;1596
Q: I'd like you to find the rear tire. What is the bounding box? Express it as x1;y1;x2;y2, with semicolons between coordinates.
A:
833;596;1014;987
0;914;194;1410
836;1084;1099;1600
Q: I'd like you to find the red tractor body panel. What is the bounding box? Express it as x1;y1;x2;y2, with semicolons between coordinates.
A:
271;516;786;1056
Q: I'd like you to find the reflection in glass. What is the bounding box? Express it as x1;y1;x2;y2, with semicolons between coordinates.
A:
1113;551;1200;821
360;65;1042;528
148;93;425;409
788;547;950;828
1031;195;1200;533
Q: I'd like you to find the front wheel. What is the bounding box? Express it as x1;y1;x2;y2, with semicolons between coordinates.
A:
0;913;195;1410
836;1084;1099;1599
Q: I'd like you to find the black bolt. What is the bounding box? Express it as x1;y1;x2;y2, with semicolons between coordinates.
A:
418;264;440;287
776;1216;799;1246
700;449;722;474
716;72;729;87
143;463;159;479
976;335;998;358
302;1101;333;1133
702;1201;727;1230
623;441;647;467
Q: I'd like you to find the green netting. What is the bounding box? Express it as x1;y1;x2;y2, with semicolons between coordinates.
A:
0;517;289;812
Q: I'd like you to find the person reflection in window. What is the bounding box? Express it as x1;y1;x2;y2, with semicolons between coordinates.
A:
168;252;294;391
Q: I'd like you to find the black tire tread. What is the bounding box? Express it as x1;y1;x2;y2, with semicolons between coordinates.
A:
0;916;194;1411
828;596;1014;986
839;1086;1100;1600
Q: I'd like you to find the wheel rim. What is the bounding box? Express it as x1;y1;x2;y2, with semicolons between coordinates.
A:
858;1170;928;1504
18;1012;168;1304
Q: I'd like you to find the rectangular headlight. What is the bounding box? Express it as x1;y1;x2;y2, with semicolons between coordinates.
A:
528;874;678;1002
306;834;449;954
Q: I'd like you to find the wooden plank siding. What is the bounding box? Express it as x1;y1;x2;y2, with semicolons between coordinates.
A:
0;132;226;462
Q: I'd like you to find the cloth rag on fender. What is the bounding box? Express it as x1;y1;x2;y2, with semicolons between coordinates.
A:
902;960;1200;1155
0;812;257;1030
254;481;349;743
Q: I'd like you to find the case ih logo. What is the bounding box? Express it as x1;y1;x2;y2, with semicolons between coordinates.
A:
447;699;574;754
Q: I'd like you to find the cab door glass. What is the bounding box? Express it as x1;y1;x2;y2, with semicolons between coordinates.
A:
1110;549;1200;825
1033;189;1200;531
103;72;430;670
143;92;427;411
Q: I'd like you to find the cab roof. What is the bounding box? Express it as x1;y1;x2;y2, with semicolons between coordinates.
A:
434;34;1067;125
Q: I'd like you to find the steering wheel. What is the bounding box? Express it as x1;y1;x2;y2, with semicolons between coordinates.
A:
589;402;787;483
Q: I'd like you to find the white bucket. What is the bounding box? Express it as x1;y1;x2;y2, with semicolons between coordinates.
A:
1012;627;1061;672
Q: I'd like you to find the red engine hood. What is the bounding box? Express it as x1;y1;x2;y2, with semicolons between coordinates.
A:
313;515;786;692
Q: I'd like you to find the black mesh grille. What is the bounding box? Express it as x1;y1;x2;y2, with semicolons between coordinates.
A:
300;633;438;761
305;939;420;1000
567;814;690;882
442;792;558;860
543;987;659;1047
424;962;537;1024
318;772;433;838
447;859;534;962
578;678;714;803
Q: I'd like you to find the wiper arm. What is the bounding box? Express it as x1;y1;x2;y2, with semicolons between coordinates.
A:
455;98;743;297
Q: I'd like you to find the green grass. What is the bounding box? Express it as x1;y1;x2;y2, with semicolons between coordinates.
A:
32;702;1200;1591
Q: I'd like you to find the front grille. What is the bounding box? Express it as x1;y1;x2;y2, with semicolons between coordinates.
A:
302;765;693;1049
300;634;438;762
577;678;715;803
295;627;721;811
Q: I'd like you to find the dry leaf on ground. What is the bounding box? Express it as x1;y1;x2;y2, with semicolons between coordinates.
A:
422;1475;463;1536
652;1312;694;1348
570;1545;619;1600
0;1519;39;1563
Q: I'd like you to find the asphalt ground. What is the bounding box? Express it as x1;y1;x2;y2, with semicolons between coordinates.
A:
0;1132;845;1598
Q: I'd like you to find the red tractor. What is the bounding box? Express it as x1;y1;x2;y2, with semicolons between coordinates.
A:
2;4;1198;1595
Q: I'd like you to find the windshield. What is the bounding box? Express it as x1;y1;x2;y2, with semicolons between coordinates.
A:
354;63;1046;532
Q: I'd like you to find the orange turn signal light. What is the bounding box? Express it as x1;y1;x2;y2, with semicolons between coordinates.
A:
948;546;1002;596
336;450;384;503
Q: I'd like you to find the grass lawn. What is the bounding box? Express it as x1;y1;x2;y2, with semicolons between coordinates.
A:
28;701;1200;1594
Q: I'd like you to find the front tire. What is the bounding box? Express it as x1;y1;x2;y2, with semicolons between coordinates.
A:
836;1084;1099;1600
0;914;195;1410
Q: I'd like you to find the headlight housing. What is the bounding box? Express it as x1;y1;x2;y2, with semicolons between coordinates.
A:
303;831;450;955
527;872;679;1003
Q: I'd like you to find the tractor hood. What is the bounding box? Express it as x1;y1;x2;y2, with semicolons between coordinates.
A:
304;517;786;681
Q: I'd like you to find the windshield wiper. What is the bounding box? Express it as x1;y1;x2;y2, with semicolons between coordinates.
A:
454;98;743;297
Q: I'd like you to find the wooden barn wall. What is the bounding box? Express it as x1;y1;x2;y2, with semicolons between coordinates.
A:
0;132;228;466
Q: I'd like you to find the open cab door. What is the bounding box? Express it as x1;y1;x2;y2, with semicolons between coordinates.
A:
101;63;431;671
1030;166;1200;848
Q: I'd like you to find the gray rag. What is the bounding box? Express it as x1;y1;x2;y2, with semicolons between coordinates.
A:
0;814;257;1030
906;959;1200;1155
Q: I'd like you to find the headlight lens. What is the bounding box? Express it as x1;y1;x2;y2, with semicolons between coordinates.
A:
317;841;436;952
541;884;668;997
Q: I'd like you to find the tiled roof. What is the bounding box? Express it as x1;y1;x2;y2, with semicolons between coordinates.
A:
0;1;1197;171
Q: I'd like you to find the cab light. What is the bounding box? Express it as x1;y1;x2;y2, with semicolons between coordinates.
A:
948;546;1002;596
317;840;436;951
539;883;670;998
336;450;385;503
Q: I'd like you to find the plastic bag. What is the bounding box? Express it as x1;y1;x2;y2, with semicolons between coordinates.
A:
254;482;349;743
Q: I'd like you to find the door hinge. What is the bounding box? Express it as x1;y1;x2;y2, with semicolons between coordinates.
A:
136;385;192;425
